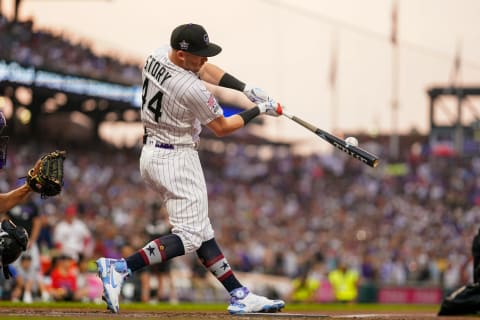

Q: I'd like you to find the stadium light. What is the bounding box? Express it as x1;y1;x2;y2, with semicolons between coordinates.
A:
0;97;13;118
98;99;109;111
122;109;138;122
16;106;31;125
14;86;32;106
104;111;118;122
54;92;68;107
42;97;59;113
81;99;97;112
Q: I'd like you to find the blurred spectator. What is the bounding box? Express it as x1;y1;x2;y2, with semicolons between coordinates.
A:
37;213;54;254
75;254;103;303
380;255;407;285
11;254;48;303
140;202;178;303
53;204;93;262
289;262;321;303
328;260;359;303
189;255;219;302
118;243;142;302
47;254;87;301
8;199;42;272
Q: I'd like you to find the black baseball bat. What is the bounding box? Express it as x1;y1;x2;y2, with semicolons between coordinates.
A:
282;110;379;168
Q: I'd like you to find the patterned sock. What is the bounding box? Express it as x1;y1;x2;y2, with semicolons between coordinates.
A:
196;238;242;292
125;234;185;272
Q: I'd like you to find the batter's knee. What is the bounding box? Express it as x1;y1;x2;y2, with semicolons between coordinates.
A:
172;229;203;254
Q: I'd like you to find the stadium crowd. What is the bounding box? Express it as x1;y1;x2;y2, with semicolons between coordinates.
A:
0;138;478;303
0;14;141;85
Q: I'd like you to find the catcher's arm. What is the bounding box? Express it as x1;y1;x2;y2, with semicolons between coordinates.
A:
0;184;32;215
0;159;41;214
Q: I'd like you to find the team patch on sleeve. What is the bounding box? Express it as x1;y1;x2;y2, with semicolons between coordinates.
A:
207;93;216;110
207;93;223;116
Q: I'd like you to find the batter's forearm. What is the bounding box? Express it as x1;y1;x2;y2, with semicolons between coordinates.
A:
0;184;31;214
199;64;247;92
203;82;255;109
207;114;247;137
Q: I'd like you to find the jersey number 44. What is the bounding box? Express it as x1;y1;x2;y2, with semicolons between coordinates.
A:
142;78;164;123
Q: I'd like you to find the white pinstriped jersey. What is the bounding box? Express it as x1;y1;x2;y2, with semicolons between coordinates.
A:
139;46;219;253
141;46;223;145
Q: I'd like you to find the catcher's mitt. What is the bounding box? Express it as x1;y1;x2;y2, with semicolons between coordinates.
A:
27;150;66;198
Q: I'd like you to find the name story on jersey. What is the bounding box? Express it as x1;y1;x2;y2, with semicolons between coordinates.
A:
144;55;172;86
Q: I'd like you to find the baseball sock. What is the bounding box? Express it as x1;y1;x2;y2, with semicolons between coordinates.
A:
125;234;185;272
196;238;242;293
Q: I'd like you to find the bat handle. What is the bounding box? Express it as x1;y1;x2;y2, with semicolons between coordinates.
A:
282;109;319;134
281;109;294;119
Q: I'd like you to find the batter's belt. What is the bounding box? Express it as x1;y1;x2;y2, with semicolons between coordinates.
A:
143;135;199;150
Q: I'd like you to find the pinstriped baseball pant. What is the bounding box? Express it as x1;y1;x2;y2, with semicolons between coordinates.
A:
140;144;215;254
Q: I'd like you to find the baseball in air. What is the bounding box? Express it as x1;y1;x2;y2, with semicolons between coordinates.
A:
345;136;358;147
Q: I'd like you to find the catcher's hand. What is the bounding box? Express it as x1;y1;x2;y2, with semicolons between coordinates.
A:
27;150;66;198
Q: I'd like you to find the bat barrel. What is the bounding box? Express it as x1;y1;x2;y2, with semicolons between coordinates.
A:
316;128;379;168
282;111;380;168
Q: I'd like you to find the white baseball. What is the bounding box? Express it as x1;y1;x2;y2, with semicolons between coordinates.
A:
345;136;358;147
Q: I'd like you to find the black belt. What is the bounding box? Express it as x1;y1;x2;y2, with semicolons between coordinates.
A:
143;135;197;150
152;142;174;149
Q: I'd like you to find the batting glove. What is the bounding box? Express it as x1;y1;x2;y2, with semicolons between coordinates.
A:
257;98;283;117
243;85;270;103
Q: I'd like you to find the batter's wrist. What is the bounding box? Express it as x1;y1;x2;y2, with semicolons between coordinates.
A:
219;73;246;92
238;106;260;125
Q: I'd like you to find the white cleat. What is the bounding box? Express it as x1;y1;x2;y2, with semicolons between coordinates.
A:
227;287;285;314
96;258;129;313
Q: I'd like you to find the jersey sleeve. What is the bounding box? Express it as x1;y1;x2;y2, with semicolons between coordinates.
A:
184;81;223;125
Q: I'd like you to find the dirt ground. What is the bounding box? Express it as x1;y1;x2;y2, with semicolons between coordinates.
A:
0;308;476;320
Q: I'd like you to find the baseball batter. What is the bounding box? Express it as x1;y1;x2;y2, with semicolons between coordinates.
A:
96;23;285;314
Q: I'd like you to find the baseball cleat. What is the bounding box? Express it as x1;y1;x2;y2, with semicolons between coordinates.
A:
96;257;129;313
227;287;285;314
